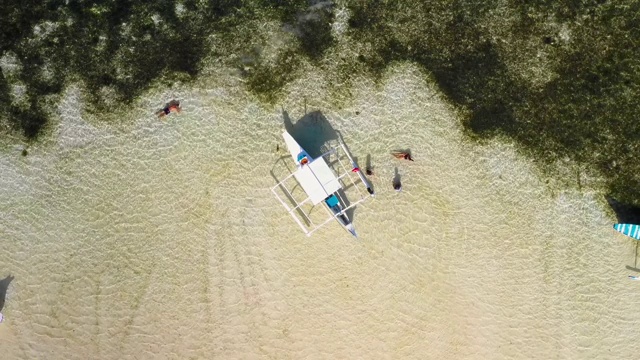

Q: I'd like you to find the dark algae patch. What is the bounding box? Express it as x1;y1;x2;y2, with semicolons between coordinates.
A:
343;0;640;206
0;0;336;137
239;1;336;102
1;0;230;137
1;0;638;206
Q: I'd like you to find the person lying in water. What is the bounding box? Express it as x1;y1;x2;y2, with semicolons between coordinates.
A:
156;100;181;118
392;151;414;161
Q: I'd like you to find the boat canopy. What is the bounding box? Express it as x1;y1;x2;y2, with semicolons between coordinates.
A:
294;158;342;205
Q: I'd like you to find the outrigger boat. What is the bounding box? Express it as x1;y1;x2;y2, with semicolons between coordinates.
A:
271;131;374;237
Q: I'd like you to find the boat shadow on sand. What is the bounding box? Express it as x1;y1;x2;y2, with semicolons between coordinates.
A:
283;109;337;158
270;109;368;229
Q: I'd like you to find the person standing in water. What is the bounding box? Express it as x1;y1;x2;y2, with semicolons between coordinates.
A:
156;100;181;118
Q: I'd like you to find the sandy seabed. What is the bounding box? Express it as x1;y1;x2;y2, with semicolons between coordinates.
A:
1;63;640;359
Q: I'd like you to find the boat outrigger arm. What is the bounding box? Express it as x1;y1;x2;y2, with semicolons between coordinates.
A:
271;131;374;237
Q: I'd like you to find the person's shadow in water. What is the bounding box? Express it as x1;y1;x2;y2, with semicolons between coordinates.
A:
0;275;14;312
393;167;402;191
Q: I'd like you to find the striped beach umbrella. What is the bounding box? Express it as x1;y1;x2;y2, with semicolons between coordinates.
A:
613;223;640;240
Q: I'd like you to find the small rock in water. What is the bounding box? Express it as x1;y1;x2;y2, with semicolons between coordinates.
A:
21;149;28;156
543;36;555;45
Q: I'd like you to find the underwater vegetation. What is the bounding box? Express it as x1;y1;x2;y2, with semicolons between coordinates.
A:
0;0;330;136
0;0;638;206
1;0;223;137
343;0;640;206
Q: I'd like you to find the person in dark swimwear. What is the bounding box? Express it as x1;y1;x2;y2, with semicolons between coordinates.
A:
156;100;181;118
392;151;414;161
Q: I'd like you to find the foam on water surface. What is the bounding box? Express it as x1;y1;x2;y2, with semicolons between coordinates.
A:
1;62;639;359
